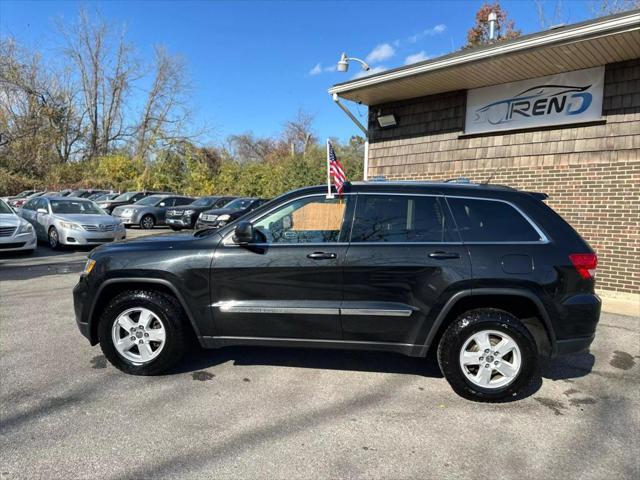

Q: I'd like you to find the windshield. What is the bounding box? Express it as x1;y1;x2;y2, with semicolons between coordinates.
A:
190;197;218;207
223;198;254;210
134;195;163;206
0;199;13;214
50;200;104;215
113;191;138;202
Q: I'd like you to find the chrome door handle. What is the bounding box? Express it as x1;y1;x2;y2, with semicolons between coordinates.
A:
428;251;460;260
307;252;337;260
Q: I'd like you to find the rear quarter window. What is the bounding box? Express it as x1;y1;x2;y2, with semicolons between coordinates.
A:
447;197;543;242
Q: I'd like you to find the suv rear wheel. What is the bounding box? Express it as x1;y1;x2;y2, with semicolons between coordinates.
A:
437;309;538;402
98;290;186;375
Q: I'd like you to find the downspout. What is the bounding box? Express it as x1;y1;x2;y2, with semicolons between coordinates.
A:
332;93;369;181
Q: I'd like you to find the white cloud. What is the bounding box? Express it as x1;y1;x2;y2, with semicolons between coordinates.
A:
408;24;447;43
405;51;429;65
308;63;322;76
366;43;395;63
352;65;387;80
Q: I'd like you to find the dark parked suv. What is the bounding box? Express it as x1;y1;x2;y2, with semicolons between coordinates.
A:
73;181;600;401
194;197;267;230
165;196;236;230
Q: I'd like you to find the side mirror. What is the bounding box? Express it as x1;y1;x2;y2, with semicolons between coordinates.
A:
37;208;48;214
233;221;254;245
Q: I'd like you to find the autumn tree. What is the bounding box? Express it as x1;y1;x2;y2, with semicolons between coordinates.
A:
465;1;521;48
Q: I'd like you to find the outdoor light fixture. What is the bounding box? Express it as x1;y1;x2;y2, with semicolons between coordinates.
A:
377;113;397;128
337;52;371;73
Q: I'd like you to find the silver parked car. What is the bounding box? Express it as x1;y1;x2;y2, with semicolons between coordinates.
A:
19;197;126;249
111;194;195;229
0;198;37;253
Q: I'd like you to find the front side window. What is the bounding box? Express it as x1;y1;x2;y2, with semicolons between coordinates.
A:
22;199;37;211
351;195;454;243
447;197;543;242
135;195;163;206
253;196;349;244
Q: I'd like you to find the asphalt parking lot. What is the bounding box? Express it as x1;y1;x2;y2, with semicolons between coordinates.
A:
1;229;638;480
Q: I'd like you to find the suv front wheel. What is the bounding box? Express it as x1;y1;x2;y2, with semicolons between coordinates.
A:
98;290;187;375
437;309;538;402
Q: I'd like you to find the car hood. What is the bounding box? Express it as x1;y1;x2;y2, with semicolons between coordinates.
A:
54;214;120;225
200;207;243;216
93;230;212;254
0;213;20;226
113;204;155;213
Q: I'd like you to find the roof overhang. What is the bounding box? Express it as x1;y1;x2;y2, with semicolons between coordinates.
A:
329;10;640;106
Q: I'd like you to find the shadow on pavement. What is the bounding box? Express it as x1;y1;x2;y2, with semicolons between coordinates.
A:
171;345;445;379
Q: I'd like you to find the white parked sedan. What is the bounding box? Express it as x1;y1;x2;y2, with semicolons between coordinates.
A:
0;198;37;253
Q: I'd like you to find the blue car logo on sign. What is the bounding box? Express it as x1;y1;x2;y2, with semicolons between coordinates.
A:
473;84;593;126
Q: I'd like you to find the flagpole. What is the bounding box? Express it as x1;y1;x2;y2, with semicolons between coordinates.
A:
326;139;334;199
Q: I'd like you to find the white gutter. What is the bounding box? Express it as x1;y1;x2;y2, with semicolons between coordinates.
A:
329;11;640;96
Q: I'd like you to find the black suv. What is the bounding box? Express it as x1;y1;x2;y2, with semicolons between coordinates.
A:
73;182;600;401
166;196;236;231
194;197;267;230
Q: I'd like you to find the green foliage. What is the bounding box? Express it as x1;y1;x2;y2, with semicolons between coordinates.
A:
1;135;365;198
95;155;144;191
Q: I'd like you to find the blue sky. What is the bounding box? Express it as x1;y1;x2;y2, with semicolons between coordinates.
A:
0;0;595;144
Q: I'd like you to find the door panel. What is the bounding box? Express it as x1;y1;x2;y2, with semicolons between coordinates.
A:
210;194;354;340
341;194;471;345
211;244;347;339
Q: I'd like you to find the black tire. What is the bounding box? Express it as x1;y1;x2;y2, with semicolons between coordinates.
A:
98;290;187;375
169;226;182;231
437;309;538;402
139;214;155;230
48;227;61;250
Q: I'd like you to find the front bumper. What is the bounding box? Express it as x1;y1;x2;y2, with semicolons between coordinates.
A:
0;231;37;251
166;217;194;228
58;226;126;245
195;219;228;230
73;278;94;344
111;212;140;226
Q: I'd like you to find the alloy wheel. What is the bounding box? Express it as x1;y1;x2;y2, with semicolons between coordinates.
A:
111;307;166;365
458;329;522;389
49;228;59;248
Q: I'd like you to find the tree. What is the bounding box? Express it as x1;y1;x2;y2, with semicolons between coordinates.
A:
282;109;316;157
58;8;139;159
465;1;521;48
589;0;640;16
135;46;192;160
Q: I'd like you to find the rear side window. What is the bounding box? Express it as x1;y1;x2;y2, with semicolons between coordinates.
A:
175;197;194;206
351;195;455;243
447;197;543;242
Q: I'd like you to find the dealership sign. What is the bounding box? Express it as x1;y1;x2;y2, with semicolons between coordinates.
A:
465;66;604;134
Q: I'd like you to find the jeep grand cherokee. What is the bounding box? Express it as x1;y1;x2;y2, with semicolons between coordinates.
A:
73;181;600;401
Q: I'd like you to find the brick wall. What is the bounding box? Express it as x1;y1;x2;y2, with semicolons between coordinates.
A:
367;59;640;294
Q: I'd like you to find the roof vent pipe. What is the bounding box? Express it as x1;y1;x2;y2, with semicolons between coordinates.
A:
488;11;497;41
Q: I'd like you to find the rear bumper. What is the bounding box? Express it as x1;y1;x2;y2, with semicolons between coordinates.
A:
552;293;601;357
555;335;595;356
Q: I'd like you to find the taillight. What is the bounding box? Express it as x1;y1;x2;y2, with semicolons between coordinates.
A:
569;253;598;280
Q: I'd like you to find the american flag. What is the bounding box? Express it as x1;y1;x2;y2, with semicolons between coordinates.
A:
328;141;346;194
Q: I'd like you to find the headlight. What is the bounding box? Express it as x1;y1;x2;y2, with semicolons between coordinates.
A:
82;258;96;275
59;221;82;230
17;222;34;234
217;214;231;222
98;203;109;208
183;209;195;216
121;208;134;216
